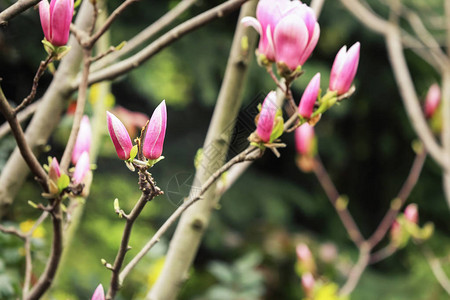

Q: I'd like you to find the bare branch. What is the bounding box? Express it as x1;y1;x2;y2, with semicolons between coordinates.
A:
0;99;40;140
0;0;40;26
339;244;371;296
91;0;198;71
81;0;249;87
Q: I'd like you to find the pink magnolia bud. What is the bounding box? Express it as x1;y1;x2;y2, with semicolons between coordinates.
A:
107;111;133;160
48;157;61;182
256;91;278;143
301;272;315;296
296;243;313;263
143;100;167;160
424;83;441;118
298;73;320;118
329;42;360;95
91;284;105;300
39;0;74;47
295;123;315;156
72;115;92;165
404;203;418;224
273;3;320;70
72;151;90;184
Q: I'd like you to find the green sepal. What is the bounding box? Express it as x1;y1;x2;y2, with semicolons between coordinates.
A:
269;113;284;143
147;156;165;168
57;174;70;192
125;160;135;172
41;39;70;60
128;145;138;162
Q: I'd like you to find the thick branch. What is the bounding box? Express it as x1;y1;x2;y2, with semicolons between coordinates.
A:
339;244;371;296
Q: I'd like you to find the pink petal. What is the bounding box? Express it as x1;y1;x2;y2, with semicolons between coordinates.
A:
72;115;92;165
143;100;167;160
39;0;51;41
72;151;90;184
298;73;320;118
91;284;105;300
256;91;277;142
107;111;133;160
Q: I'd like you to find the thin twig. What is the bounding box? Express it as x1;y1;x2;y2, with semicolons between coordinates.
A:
82;0;249;86
369;244;397;264
26;205;63;300
0;224;26;239
106;170;162;299
0;0;41;26
0;87;48;186
119;146;260;284
86;0;139;48
14;55;54;114
0;99;40;139
367;147;427;248
312;156;365;247
60;48;92;171
339;244;371;296
423;247;450;295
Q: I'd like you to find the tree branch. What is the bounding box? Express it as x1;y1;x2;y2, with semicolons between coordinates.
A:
91;0;198;71
312;156;365;247
339;244;370;297
119;146;259;284
147;2;258;299
367;147;426;248
0;0;41;26
80;0;250;87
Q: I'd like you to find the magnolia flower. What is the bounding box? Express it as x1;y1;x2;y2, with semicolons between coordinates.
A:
143;100;167;160
39;0;74;46
301;272;315;296
107;111;133;160
72;115;92;165
298;73;320;118
72;151;90;184
242;0;320;69
295;123;315;156
256;91;278;143
424;83;441;118
91;284;105;300
329;42;360;95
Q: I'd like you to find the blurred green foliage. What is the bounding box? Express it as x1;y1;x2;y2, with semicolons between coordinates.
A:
1;0;450;299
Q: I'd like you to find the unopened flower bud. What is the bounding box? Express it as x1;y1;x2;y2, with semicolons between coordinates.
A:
390;220;401;243
107;111;133;160
39;0;74;47
329;42;360;95
48;157;61;182
256;91;278;143
298;73;320;118
143;100;167;160
424;84;441;118
91;284;105;300
301;272;315;297
72;151;90;185
72;115;92;165
404;203;418;224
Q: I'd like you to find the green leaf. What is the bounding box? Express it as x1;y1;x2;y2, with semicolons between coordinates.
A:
269;114;284;143
129;145;138;162
57;174;70;191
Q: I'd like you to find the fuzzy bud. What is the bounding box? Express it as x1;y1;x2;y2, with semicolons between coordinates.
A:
329;42;360;95
107;111;133;160
143;100;167;160
404;203;418;224
39;0;74;46
298;73;320;118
